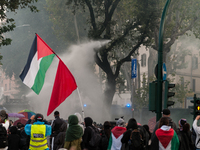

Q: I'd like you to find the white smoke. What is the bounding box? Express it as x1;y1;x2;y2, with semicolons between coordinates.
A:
28;40;110;123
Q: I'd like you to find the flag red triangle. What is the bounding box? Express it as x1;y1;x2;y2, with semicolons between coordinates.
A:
36;34;54;60
47;60;77;116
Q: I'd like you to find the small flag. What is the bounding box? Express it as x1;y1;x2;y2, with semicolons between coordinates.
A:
20;34;77;116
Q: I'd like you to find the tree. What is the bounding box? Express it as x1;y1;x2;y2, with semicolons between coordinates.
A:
0;0;38;50
47;0;159;108
1;0;67;97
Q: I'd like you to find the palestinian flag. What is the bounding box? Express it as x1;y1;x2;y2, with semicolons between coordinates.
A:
20;34;77;116
107;126;127;150
155;128;179;150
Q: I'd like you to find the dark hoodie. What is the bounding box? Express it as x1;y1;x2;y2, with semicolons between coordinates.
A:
151;117;178;141
81;117;98;150
54;121;67;150
121;118;138;148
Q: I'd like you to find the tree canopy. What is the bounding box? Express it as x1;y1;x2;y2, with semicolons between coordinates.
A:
0;0;38;49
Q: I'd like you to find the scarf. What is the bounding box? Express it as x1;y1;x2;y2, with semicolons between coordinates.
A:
65;115;83;142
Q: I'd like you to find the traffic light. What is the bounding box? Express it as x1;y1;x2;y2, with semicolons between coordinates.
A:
149;81;157;112
196;98;200;115
164;80;175;108
190;94;200;120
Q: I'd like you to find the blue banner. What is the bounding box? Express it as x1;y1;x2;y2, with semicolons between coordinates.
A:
131;58;137;78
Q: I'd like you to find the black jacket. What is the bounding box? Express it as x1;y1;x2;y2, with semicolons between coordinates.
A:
81;117;98;150
8;134;20;150
51;116;64;137
177;129;195;150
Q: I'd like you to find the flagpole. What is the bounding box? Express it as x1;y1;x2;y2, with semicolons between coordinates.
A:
77;88;85;119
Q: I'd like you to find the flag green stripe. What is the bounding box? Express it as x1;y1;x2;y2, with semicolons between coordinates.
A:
31;54;55;94
107;133;112;150
171;131;179;150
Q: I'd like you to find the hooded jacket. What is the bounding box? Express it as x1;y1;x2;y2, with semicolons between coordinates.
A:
74;112;84;133
151;117;178;141
107;126;127;150
151;125;179;150
82;117;98;150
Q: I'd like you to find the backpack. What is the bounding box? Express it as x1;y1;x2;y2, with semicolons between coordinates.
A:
99;130;109;150
88;126;101;147
0;124;7;148
128;128;145;150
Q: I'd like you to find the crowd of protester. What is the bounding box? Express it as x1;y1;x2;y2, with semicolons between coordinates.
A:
0;108;199;150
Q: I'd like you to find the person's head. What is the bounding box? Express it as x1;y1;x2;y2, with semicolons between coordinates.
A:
10;126;18;134
116;118;126;127
0;110;6;122
34;113;44;122
158;117;169;128
162;108;170;117
84;117;93;127
54;111;59;117
179;118;190;132
126;118;138;130
74;112;83;124
17;122;22;129
103;121;111;130
68;115;79;126
143;124;150;132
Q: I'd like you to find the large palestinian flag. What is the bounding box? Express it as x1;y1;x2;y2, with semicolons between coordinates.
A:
20;34;77;116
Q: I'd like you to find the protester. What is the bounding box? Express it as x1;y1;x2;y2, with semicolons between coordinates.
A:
18;124;29;150
8;126;20;150
151;117;179;150
192;115;200;149
54;121;67;150
25;113;52;150
99;121;111;150
151;108;178;140
51;111;64;150
143;124;152;150
121;118;138;150
0;110;9;130
64;115;83;150
81;117;99;150
107;118;127;150
74;112;84;132
177;118;194;150
0;110;9;150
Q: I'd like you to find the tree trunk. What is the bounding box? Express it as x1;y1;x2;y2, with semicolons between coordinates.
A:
104;77;116;110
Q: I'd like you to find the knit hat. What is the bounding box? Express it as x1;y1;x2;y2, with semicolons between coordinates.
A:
116;118;125;127
0;110;6;121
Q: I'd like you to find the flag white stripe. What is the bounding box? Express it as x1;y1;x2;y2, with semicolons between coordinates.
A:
23;52;41;88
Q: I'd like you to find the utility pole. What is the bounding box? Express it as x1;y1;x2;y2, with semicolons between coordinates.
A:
156;0;171;121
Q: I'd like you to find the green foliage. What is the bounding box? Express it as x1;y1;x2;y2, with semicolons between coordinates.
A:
45;0;88;44
174;76;192;103
135;73;149;109
1;0;67;97
0;0;38;64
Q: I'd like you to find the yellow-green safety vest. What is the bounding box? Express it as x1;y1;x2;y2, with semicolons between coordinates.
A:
29;124;48;150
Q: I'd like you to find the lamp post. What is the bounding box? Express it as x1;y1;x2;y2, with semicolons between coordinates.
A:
156;0;171;121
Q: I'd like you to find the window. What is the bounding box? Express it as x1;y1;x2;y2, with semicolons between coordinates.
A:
192;79;196;92
141;54;146;67
192;56;198;70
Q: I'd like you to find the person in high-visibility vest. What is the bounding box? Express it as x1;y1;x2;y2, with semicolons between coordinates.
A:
25;113;52;150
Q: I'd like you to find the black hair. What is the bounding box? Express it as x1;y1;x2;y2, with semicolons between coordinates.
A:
54;111;59;116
